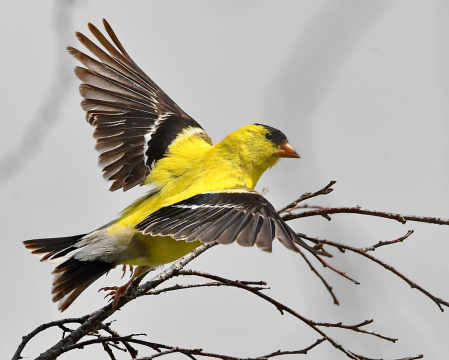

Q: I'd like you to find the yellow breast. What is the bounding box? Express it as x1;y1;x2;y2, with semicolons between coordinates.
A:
105;124;279;267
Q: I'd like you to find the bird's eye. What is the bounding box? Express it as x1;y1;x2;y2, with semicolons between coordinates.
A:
265;133;273;141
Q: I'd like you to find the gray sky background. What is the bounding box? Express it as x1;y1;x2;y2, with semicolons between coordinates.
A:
2;1;449;359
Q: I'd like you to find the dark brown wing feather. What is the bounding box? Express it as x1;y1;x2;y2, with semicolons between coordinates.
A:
68;19;210;191
136;191;331;257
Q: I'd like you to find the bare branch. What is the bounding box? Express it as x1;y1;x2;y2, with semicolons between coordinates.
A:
98;323;139;358
296;247;340;305
277;181;336;213
102;341;117;360
145;281;269;296
348;352;423;360
362;230;414;252
283;206;449;226
312;319;397;343
12;316;89;360
309;250;360;285
301;233;449;312
135;243;218;298
57;335;326;360
178;269;395;360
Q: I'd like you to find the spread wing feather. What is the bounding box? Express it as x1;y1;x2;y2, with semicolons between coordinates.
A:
136;191;330;256
68;19;211;191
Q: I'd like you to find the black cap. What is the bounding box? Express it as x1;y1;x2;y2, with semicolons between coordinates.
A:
254;124;288;145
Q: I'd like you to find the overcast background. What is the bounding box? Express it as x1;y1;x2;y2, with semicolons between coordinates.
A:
2;1;449;359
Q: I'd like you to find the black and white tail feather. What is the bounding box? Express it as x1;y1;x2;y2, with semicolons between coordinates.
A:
23;234;115;312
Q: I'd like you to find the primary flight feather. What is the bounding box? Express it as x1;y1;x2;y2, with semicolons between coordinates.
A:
23;19;331;312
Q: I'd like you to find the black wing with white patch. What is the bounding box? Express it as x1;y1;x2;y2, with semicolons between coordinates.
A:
68;20;210;191
136;191;326;256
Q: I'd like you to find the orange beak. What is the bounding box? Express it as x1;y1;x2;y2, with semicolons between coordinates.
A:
276;141;300;158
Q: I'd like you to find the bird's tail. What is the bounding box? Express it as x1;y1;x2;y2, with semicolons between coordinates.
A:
24;234;87;262
23;235;115;312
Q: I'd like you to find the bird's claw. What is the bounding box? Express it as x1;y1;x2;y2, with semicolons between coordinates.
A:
98;285;127;308
97;265;146;309
120;264;134;279
99;286;119;302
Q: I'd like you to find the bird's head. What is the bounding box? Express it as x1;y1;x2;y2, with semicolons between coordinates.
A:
254;124;300;159
217;124;299;188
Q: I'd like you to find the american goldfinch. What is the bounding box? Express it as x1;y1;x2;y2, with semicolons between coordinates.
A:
23;20;331;312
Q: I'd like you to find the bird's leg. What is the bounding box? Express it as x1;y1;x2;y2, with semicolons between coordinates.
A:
99;265;151;308
120;264;134;279
120;264;126;279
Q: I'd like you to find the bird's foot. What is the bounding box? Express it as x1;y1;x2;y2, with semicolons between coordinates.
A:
98;285;128;308
99;285;118;299
98;265;152;309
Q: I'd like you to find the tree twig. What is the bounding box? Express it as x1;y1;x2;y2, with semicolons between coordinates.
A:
301;233;449;312
312;319;397;342
362;230;414;252
98;323;139;358
54;335;326;360
348;352;423;360
309;250;360;285
178;269;397;359
144;281;269;296
277;181;336;213
296;247;340;305
283;206;449;226
12;316;89;360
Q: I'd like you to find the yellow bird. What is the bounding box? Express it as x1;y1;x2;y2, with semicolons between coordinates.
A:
23;20;331;312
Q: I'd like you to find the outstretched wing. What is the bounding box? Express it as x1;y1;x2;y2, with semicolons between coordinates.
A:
136;190;330;257
68;19;211;191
